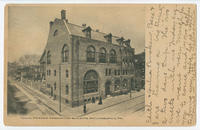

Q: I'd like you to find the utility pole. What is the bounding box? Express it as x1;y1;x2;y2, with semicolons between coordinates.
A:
59;64;61;112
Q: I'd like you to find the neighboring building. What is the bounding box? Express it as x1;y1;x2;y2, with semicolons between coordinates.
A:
134;51;145;90
39;10;136;107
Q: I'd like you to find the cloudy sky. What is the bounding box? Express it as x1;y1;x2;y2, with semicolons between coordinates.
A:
7;5;145;62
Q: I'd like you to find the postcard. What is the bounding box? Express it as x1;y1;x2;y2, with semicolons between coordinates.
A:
4;4;196;126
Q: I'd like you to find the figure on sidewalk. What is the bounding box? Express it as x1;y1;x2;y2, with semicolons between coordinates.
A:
92;97;95;103
83;102;87;113
98;96;102;105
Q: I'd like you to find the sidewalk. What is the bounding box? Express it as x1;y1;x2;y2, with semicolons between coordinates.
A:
13;79;144;117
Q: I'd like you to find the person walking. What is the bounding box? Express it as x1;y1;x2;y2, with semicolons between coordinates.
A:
98;96;102;105
83;102;87;113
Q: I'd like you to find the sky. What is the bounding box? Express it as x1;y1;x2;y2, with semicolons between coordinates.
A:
7;5;145;62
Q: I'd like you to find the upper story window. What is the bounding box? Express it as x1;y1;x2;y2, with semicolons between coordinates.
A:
47;51;51;64
86;45;95;62
109;49;117;63
53;29;58;36
66;70;68;78
62;44;69;62
99;47;106;63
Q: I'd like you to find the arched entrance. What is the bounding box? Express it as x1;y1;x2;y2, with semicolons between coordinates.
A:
83;70;98;94
105;80;111;96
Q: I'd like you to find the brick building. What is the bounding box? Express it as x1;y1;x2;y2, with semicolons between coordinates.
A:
39;10;136;107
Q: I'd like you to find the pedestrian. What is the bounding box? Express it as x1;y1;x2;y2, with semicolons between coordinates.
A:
98;96;102;105
83;102;87;113
92;97;95;103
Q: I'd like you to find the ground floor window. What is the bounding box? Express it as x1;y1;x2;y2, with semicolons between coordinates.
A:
114;79;120;91
122;79;128;89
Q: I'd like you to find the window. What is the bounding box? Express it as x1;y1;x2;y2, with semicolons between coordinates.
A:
54;70;56;76
109;69;111;76
114;70;117;75
47;70;48;76
47;51;51;64
105;69;108;76
65;85;69;95
126;70;128;75
114;79;120;91
122;79;128;89
105;68;112;76
83;70;98;94
118;70;120;75
86;46;95;62
66;70;68;78
86;31;91;39
62;44;69;62
109;49;117;63
99;47;106;63
53;29;58;36
49;70;51;76
54;82;56;90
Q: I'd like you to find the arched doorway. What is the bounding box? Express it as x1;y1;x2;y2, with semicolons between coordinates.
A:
105;80;111;96
83;70;98;94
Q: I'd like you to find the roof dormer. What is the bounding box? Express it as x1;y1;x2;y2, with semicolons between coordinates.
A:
104;33;112;43
116;37;124;46
82;26;92;39
124;39;131;47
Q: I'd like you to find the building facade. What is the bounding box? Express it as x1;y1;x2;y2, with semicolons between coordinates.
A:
39;10;136;107
134;52;145;90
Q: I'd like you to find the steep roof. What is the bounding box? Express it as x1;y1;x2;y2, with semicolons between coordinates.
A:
65;22;122;46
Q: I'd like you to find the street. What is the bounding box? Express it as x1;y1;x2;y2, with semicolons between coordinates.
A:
8;78;145;118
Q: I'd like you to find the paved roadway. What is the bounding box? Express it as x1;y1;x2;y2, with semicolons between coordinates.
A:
10;78;144;118
10;79;60;116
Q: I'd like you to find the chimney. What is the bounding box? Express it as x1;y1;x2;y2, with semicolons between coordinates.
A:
61;10;66;20
49;21;53;28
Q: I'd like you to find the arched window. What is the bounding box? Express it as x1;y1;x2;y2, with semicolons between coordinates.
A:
62;44;69;62
99;47;106;63
122;79;128;89
86;46;95;62
114;79;120;91
83;70;98;94
47;51;51;64
109;49;117;63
